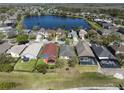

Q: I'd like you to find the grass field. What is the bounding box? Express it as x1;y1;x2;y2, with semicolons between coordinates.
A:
0;71;124;89
14;59;36;72
87;20;102;30
76;65;98;73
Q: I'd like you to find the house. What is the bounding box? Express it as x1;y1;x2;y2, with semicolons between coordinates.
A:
56;28;65;38
118;27;124;34
0;42;12;54
76;41;97;65
39;28;48;38
7;44;27;57
35;34;42;42
56;28;65;35
97;29;112;36
108;42;124;57
71;30;78;42
59;45;75;59
79;29;87;40
91;44;120;68
6;30;17;38
0;26;13;33
39;43;58;64
21;42;43;59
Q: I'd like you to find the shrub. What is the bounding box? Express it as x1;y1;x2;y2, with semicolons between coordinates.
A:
116;54;124;66
0;64;14;72
36;64;48;74
29;34;36;40
68;57;77;67
49;65;55;69
16;34;29;44
0;81;20;89
55;59;64;68
0;54;17;64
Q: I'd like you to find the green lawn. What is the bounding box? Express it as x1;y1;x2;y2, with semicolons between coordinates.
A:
87;20;102;30
36;59;45;66
76;65;98;73
14;59;36;72
0;71;124;89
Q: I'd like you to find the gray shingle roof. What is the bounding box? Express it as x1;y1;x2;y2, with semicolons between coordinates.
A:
59;45;75;57
0;42;12;54
76;41;95;57
91;44;116;60
7;44;27;55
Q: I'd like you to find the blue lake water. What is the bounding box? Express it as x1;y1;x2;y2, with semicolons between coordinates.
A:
23;15;90;30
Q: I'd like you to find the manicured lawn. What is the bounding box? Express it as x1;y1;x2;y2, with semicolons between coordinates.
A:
14;59;36;72
76;65;98;73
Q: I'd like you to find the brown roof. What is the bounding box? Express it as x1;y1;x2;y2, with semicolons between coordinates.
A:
111;44;124;53
76;41;95;57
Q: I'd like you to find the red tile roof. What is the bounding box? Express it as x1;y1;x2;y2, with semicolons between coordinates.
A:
41;43;58;58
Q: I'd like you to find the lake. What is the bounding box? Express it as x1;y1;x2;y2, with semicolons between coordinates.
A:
23;15;90;30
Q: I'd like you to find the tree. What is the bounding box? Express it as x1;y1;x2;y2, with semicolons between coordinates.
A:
36;64;48;74
85;30;97;40
99;34;122;46
0;54;16;72
0;54;16;64
68;57;78;67
16;34;29;44
55;59;64;68
29;34;36;40
116;54;124;66
0;64;14;72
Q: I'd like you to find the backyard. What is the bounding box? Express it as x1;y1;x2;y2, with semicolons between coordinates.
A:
14;59;37;72
75;65;98;73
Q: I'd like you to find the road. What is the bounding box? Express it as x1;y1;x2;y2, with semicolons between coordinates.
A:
66;87;120;90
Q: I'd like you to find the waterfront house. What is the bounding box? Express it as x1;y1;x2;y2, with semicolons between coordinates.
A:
7;44;27;58
96;21;112;29
71;30;78;42
39;43;58;64
91;44;120;68
35;34;42;42
59;45;75;60
79;29;87;40
75;41;97;65
56;28;66;40
0;42;12;54
21;42;43;60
